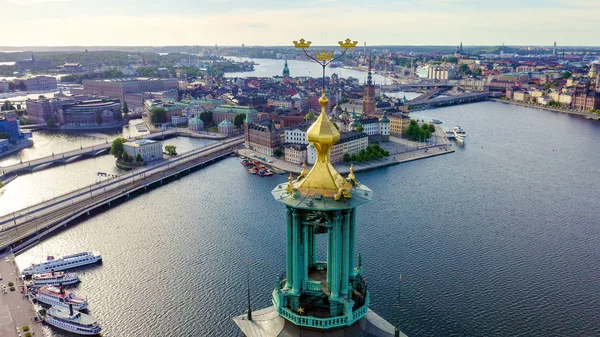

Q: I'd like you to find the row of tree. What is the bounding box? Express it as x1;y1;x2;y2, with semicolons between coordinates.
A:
406;120;436;142
343;143;390;163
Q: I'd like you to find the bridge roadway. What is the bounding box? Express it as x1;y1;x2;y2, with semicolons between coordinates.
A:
411;87;449;102
0;135;244;251
0;129;179;178
400;92;491;112
381;83;452;91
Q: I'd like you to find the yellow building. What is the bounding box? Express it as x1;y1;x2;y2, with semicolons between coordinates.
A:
388;113;410;137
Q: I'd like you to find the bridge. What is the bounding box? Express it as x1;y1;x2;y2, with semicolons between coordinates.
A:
0;135;245;252
381;83;452;91
411;87;450;102
0;130;179;178
400;92;492;112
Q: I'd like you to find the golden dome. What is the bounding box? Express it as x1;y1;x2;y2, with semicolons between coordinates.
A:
296;90;348;198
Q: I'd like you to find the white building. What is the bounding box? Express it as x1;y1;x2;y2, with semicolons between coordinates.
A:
123;139;163;162
307;131;368;164
284;126;309;145
171;115;188;125
188;116;204;131
283;144;307;165
348;112;390;142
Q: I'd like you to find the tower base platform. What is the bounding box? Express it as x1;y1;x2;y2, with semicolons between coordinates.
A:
233;306;408;337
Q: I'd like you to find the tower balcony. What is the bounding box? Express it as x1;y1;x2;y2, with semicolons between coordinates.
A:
276;291;370;330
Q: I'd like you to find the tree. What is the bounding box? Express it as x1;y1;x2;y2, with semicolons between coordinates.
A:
459;64;469;73
427;124;436;133
96;111;103;125
473;68;483;76
199;110;213;124
233;113;246;128
123;101;129;115
356;124;364;132
110;137;127;159
165;145;177;156
343;153;351;163
2;100;14;111
304;112;315;120
273;148;283;157
562;71;572;79
151;107;168;124
136;153;143;163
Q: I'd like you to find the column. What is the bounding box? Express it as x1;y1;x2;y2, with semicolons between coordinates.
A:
292;209;301;293
341;210;350;297
327;227;333;292
303;224;308;281
286;207;293;289
349;208;356;278
331;211;341;298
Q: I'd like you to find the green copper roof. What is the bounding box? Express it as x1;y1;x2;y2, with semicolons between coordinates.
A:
283;59;290;75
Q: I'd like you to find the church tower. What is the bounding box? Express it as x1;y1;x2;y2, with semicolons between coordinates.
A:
283;58;290;83
363;57;376;115
233;90;406;337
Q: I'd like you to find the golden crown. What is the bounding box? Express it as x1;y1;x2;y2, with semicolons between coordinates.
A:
293;38;312;49
316;50;334;61
338;38;358;49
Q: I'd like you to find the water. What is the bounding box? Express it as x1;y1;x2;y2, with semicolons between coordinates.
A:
0;122;216;215
11;101;600;336
225;57;390;84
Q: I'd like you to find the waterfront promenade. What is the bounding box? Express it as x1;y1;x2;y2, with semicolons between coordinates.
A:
0;253;42;337
237;125;454;175
491;98;600;120
0;135;244;252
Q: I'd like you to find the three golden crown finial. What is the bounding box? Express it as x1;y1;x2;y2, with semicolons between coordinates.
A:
316;51;334;61
293;38;312;49
338;38;358;49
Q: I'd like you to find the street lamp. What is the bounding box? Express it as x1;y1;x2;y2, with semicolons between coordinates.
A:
293;37;358;92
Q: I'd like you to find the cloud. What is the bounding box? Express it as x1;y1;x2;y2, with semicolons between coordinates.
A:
7;0;72;4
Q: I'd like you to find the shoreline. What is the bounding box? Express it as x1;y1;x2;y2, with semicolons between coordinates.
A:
491;98;600;120
0;140;33;160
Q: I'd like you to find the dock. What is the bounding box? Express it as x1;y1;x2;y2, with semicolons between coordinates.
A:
0;252;43;337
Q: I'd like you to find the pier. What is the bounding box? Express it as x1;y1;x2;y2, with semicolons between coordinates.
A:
0;136;244;252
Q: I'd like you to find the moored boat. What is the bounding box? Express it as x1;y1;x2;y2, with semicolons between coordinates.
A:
41;305;101;336
30;285;88;310
32;271;80;287
453;126;466;144
257;169;274;177
22;252;102;276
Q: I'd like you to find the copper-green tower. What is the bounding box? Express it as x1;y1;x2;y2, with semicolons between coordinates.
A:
233;37;406;337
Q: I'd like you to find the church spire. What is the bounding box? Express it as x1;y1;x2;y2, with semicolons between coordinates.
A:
367;55;373;87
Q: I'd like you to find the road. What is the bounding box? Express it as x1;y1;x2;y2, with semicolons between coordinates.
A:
0;135;244;250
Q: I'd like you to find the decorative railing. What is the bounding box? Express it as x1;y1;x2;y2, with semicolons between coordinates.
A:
303;280;323;292
278;292;370;329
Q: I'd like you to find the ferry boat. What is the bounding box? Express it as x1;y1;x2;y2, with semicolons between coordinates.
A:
453;126;466;144
30;285;89;310
432;119;443;124
32;271;80;287
22;252;102;276
41;305;101;335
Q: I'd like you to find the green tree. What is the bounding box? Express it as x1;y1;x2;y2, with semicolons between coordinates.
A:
562;71;572;79
428;124;436;133
135;153;143;163
150;107;168;124
2;100;14;111
356;124;364;132
199;110;213;124
473;68;483;76
459;64;469;73
123;101;129;115
343;153;351;163
304;112;315;120
110;137;127;159
165;145;177;156
233;113;246;128
96;111;103;125
273;148;283;157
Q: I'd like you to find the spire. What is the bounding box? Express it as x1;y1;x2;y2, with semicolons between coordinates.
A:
367;55;373;87
246;277;252;321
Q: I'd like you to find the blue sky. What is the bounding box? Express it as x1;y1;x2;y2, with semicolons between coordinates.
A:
3;0;599;46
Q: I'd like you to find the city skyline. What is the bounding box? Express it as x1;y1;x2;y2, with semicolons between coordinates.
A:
3;0;600;47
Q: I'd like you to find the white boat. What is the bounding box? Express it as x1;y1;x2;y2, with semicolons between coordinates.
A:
32;271;80;287
22;252;102;275
42;305;101;335
453;126;466;144
30;285;88;310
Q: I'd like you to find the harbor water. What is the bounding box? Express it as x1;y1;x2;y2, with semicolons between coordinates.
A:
10;101;600;336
